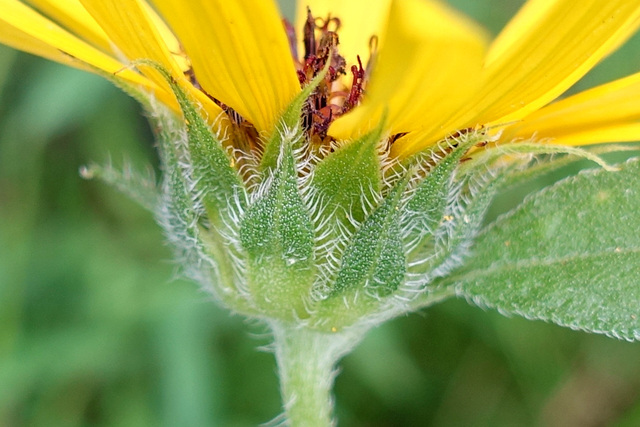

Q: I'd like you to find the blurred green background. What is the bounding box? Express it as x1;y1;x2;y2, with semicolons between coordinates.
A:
2;0;640;425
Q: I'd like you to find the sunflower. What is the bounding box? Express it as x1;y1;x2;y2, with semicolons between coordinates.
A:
3;0;640;159
4;1;640;425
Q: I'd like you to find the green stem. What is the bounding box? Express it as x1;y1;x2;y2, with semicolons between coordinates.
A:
271;322;365;427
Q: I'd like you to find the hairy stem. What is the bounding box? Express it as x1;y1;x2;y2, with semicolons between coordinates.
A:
271;322;365;426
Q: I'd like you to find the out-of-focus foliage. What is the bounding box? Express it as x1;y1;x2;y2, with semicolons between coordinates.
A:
1;1;640;425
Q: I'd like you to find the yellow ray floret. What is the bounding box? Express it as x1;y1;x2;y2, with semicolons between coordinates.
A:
2;0;640;158
503;72;640;146
329;0;488;158
467;0;640;128
25;0;112;52
153;0;301;134
384;0;640;157
78;0;223;122
0;0;167;98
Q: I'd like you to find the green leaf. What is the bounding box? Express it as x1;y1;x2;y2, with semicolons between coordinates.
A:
403;138;477;237
152;105;255;315
487;144;638;193
138;63;258;313
260;61;330;173
133;60;244;218
164;75;245;217
313;179;407;330
311;126;384;228
401;137;503;291
80;162;158;212
459;141;616;177
451;158;640;341
332;181;406;297
240;138;315;319
154;111;201;255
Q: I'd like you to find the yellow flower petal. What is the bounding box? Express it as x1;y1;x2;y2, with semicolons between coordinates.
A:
0;9;89;69
294;0;391;67
503;72;640;145
78;0;174;71
329;0;487;157
472;0;640;126
0;0;158;92
139;1;189;71
25;0;112;52
78;0;222;122
153;0;300;134
533;124;640;146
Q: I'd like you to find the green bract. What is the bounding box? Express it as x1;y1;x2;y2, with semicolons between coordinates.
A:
141;77;500;333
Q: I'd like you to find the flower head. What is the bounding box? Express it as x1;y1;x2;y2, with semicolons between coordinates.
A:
6;5;640;424
3;0;640;159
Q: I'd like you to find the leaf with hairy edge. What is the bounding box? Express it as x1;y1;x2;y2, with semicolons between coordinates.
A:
154;111;201;262
164;75;245;217
449;158;640;341
313;179;407;330
401;137;502;293
311;125;384;228
240;139;315;319
134;61;244;218
260;61;330;173
460;142;616;177
81;162;158;212
403;137;477;237
139;64;255;314
332;190;405;297
405;177;504;312
480;144;635;194
151;106;255;315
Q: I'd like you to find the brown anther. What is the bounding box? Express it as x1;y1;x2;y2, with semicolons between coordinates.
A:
389;132;408;145
316;31;343;78
315;15;341;33
214;100;245;126
294;8;373;144
342;55;366;114
184;67;203;91
312;104;341;139
303;7;316;60
317;31;338;58
449;127;474;140
297;69;307;85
